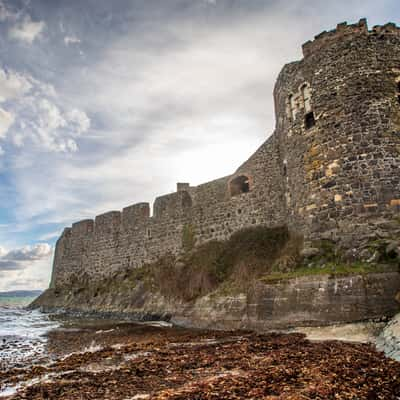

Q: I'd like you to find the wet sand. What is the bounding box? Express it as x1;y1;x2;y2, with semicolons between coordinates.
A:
1;319;400;399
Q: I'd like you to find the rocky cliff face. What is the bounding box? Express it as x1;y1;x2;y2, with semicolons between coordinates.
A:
32;271;400;331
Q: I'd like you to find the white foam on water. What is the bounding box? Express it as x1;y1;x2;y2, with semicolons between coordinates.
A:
0;307;59;340
0;305;59;368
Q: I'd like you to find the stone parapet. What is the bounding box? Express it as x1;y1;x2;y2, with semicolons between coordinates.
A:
94;211;121;235
71;219;94;237
122;203;150;231
302;19;400;58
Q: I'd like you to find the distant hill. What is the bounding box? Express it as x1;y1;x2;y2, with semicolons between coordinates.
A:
0;290;43;298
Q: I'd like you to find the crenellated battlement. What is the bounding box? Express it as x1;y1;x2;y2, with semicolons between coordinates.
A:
122;203;150;231
153;191;193;219
61;183;195;243
94;211;121;235
371;22;400;35
71;219;94;237
62;227;72;236
302;19;400;58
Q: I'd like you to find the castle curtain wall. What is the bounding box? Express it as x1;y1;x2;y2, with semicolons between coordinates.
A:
51;20;400;287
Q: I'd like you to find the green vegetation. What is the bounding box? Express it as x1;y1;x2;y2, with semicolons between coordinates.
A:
110;226;299;302
260;262;397;283
147;225;296;301
360;238;400;265
77;226;399;304
182;224;197;252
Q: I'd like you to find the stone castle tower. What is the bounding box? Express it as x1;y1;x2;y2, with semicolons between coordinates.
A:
50;19;400;288
276;18;400;250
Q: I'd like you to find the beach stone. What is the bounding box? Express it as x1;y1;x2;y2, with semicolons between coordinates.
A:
376;313;400;361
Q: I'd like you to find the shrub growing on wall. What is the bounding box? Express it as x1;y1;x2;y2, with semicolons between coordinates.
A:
182;224;197;253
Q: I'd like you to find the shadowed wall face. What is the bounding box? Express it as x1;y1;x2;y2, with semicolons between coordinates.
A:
229;175;251;196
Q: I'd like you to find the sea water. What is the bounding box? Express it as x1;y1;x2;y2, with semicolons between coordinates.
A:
0;296;59;368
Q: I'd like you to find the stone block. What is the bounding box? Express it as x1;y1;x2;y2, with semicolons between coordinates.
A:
95;211;121;235
122;203;150;230
177;183;190;192
72;219;94;237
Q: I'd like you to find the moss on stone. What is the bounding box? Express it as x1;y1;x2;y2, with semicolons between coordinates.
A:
182;224;197;252
95;226;297;302
146;225;294;301
260;262;398;283
59;226;398;304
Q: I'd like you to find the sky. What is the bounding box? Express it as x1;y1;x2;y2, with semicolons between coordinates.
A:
0;0;398;291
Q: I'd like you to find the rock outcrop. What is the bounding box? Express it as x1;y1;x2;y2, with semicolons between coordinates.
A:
32;271;400;330
377;313;400;361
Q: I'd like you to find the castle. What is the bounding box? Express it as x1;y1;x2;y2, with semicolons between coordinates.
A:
50;19;400;289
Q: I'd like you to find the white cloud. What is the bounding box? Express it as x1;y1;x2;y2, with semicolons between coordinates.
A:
0;145;4;156
0;0;18;22
66;138;78;152
38;99;67;131
64;35;81;46
66;109;91;135
0;243;52;283
28;99;90;152
39;231;60;241
29;77;57;98
9;15;45;44
0;256;52;291
3;243;52;262
0;107;15;138
0;260;21;271
11;132;24;147
0;67;90;152
0;69;32;103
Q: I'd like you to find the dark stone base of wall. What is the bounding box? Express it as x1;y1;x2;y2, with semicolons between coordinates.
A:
31;272;400;331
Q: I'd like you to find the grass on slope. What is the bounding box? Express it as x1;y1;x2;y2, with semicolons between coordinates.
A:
260;262;398;283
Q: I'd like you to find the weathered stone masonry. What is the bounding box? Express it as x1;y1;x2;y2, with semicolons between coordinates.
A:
50;19;400;288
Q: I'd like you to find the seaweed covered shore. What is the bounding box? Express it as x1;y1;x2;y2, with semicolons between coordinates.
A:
1;321;399;399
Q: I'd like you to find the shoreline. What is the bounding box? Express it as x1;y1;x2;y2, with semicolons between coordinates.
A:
29;304;395;339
